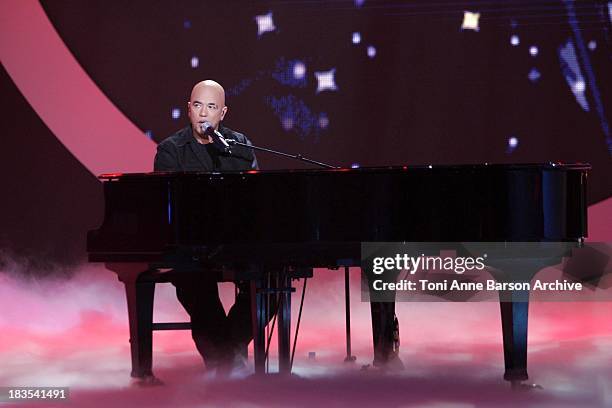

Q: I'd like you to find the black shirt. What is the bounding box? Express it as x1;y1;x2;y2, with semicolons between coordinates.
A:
154;125;258;172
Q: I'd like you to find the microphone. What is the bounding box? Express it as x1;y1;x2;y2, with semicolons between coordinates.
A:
200;121;232;154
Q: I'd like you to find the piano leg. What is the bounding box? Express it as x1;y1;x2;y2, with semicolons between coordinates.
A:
366;267;403;370
106;263;156;379
499;292;530;383
493;257;554;385
369;302;403;369
125;278;155;379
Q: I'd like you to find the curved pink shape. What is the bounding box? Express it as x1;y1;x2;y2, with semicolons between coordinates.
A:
588;197;612;241
0;0;156;176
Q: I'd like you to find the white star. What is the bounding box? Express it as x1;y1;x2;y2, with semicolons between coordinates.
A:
315;69;338;93
293;61;306;79
588;40;597;50
367;45;376;58
528;68;541;83
461;11;480;32
255;12;276;37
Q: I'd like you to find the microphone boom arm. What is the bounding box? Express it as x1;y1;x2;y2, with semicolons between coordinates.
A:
226;139;338;169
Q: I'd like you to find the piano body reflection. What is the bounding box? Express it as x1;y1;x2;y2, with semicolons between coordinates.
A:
87;164;589;383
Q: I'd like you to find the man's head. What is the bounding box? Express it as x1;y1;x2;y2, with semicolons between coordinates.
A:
187;80;228;139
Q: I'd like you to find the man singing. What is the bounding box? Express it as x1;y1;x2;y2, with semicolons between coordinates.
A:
154;79;257;374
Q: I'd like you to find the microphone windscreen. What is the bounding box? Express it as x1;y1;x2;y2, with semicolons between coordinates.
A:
201;121;214;134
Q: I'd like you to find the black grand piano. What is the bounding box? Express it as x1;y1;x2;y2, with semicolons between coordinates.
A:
87;163;589;384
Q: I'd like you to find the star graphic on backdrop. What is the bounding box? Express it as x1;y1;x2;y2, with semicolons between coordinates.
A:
314;69;338;93
461;11;480;31
255;12;276;37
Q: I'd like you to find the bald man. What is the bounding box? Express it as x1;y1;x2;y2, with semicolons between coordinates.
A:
154;80;258;373
155;80;257;172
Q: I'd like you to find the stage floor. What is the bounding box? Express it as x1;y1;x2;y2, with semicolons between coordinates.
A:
1;264;611;407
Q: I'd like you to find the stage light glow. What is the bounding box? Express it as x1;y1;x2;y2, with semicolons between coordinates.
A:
183;20;191;29
559;40;590;111
266;95;323;140
367;45;376;58
507;136;519;153
272;58;307;87
255;12;276;37
282;116;294;130
461;11;480;32
573;80;586;93
351;163;360;168
510;35;519;46
190;56;199;68
529;45;539;57
355;0;365;7
315;69;338;93
588;40;597;50
352;32;361;44
171;108;180;119
319;113;329;129
293;61;306;79
528;68;541;83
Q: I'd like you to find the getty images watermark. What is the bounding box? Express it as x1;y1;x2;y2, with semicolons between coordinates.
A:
361;242;612;302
